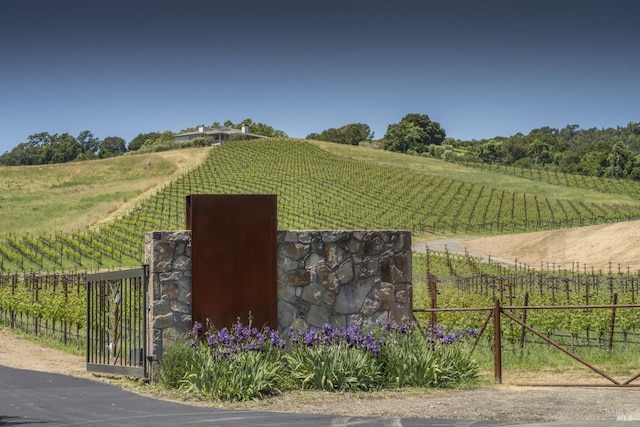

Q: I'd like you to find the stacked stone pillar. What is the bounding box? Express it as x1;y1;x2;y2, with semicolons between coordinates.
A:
145;231;192;379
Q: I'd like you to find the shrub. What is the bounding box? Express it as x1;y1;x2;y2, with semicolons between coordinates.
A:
157;339;199;389
379;330;478;388
285;343;382;392
180;345;284;401
158;320;478;401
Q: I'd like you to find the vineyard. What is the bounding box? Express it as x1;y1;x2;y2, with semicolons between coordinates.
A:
2;137;640;388
465;161;640;200
413;249;640;357
4;246;640;365
0;271;86;348
2;138;640;272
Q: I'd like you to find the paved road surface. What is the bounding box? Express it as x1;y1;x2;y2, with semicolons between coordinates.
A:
0;365;508;426
1;366;635;426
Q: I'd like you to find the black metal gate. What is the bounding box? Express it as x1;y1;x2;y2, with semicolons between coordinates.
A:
86;267;147;377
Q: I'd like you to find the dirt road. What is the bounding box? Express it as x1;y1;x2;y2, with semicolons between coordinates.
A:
416;220;640;271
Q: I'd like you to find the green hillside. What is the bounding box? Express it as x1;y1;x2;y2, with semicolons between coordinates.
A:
0;147;211;236
2;138;640;272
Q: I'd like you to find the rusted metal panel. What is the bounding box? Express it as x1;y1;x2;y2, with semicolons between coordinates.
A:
186;194;277;331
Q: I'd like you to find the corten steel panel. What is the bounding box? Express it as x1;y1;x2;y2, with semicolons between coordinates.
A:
186;194;277;330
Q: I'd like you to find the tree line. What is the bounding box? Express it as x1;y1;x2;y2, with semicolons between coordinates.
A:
4;114;640;182
460;123;640;180
307;115;640;181
306;113;447;154
0;131;127;166
0;118;287;167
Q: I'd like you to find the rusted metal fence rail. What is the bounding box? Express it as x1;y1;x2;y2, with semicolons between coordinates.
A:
415;300;640;387
416;267;640;348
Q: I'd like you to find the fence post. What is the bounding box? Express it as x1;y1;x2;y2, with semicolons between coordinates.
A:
428;274;437;329
493;298;502;383
10;274;17;329
34;274;39;337
520;292;529;349
608;293;618;352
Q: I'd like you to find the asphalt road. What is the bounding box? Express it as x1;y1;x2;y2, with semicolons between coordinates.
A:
2;367;635;427
0;365;508;427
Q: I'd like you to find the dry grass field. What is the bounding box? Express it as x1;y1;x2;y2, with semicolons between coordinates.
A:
0;147;210;236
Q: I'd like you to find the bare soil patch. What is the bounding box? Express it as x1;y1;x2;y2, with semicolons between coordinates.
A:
1;327;639;423
462;220;640;271
0;328;92;380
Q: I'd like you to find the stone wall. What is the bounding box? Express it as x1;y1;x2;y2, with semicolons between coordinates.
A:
145;230;192;379
145;229;412;373
277;230;412;331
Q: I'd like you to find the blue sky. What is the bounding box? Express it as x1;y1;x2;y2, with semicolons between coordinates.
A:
1;0;639;153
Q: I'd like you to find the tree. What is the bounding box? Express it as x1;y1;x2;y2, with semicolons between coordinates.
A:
100;136;127;158
529;126;558;136
141;131;175;148
339;123;373;145
477;140;503;164
383;114;446;154
221;118;288;137
39;133;82;164
77;130;100;157
128;132;161;151
578;149;610;177
609;141;635;179
245;122;287;138
1;130;132;165
383;121;425;153
306;123;373;145
27;132;54;147
558;124;580;142
501;136;528;165
527;137;552;166
0;142;40;165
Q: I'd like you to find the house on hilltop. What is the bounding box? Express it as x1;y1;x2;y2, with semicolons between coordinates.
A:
174;124;267;144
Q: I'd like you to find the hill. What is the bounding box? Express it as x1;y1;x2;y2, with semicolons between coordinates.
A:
2;138;640;272
0;147;211;236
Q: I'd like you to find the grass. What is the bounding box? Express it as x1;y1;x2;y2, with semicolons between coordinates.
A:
312;140;640;205
469;339;640;385
0;147;210;237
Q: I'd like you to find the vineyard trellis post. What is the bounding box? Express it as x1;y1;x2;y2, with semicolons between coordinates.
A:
11;273;17;328
425;246;438;329
608;293;617;352
493;299;502;383
519;292;529;349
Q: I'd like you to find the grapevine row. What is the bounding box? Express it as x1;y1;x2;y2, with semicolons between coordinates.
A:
3;139;640;272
